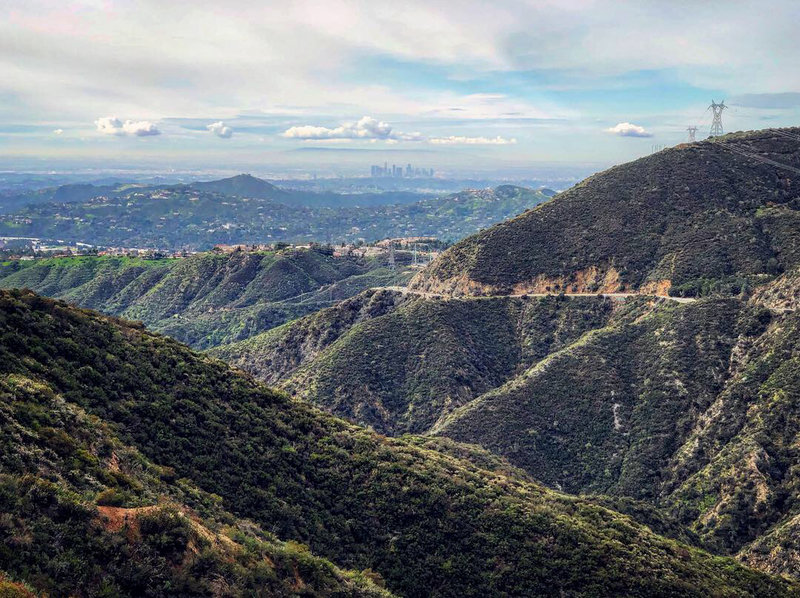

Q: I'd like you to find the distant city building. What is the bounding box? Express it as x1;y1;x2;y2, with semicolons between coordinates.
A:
369;163;434;178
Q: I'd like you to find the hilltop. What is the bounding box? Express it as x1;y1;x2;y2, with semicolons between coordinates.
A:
0;288;793;596
412;128;800;297
190;173;287;198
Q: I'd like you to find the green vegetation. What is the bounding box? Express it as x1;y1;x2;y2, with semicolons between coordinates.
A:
0;179;548;249
232;271;800;580
0;289;793;596
214;291;615;434
0;249;411;348
415;129;800;295
0;360;392;596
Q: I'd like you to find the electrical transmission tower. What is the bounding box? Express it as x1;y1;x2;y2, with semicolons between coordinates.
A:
708;100;726;137
388;243;396;270
687;126;697;143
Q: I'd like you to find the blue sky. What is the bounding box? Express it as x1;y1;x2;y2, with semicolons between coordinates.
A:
1;0;799;175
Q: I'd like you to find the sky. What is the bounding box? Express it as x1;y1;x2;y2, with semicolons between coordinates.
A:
1;0;799;176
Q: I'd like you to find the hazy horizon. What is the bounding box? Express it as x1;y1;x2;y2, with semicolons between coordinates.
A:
3;1;799;175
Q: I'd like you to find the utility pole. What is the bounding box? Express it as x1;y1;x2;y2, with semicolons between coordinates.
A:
709;100;726;137
687;126;697;143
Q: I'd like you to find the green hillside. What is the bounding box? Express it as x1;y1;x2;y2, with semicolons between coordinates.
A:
0;249;410;348
190;173;288;199
213;290;616;434
413;128;800;297
206;131;800;581
0;183;548;249
222;271;800;579
0;289;793;596
0;329;391;596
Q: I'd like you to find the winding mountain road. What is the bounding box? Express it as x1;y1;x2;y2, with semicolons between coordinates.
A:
378;285;697;303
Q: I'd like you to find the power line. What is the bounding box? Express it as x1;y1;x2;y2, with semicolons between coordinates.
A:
715;141;800;176
771;129;800;143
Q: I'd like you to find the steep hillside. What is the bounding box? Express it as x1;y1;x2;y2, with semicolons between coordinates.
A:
216;271;800;578
0;289;792;597
0;353;391;596
214;290;616;434
0;249;409;348
413;128;800;297
432;297;748;499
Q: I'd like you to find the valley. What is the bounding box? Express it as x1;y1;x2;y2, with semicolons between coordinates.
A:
0;288;795;597
6;2;800;594
4;127;800;595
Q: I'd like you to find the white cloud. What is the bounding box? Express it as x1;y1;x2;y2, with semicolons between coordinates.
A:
282;116;514;145
95;116;161;136
428;135;517;145
207;121;233;138
282;116;396;140
53;128;63;135
4;0;800;165
95;116;125;136
604;122;653;138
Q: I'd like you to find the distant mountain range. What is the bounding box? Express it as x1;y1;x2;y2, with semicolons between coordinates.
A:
0;174;551;248
0;173;426;212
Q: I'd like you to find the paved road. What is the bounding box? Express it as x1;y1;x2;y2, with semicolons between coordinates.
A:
378;285;697;303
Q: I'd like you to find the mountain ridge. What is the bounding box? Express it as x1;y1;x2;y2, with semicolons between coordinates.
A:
0;249;410;348
412;128;800;297
1;288;794;596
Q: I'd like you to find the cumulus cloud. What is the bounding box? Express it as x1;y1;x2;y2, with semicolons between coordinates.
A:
604;122;653;138
428;135;517;145
282;116;397;140
207;121;233;138
95;116;161;136
282;116;514;145
53;129;63;135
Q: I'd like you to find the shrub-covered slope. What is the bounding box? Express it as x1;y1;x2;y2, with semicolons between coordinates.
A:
413;128;800;296
216;273;800;579
422;270;800;568
0;361;391;596
213;290;616;434
433;297;748;499
0;249;409;348
0;289;793;597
